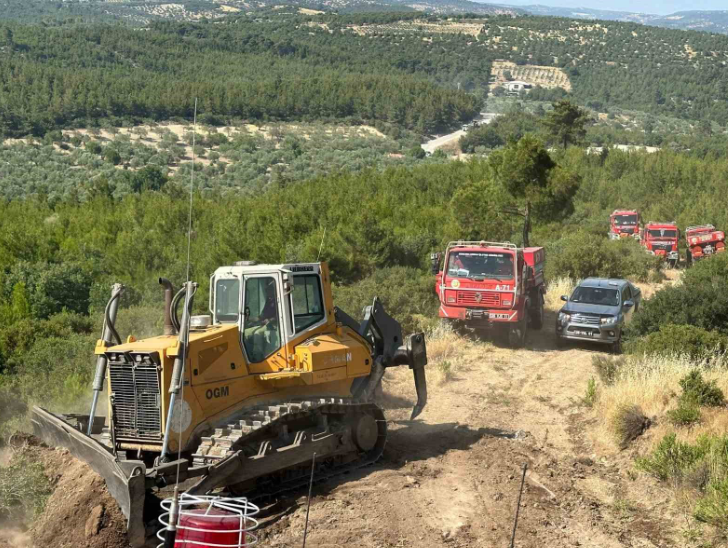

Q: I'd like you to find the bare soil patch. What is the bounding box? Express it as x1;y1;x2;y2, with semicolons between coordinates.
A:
28;445;130;548
490;60;572;91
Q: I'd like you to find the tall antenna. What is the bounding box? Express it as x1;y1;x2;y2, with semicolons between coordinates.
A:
186;98;198;282
164;98;199;548
316;227;327;262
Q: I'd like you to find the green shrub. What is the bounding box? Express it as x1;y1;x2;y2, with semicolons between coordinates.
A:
637;434;728;529
695;477;728;528
679;370;725;407
592;354;624;385
2;334;96;423
332;267;438;334
626;325;728;360
683;252;728;289
635;433;709;481
667;402;702;426
627;284;728;339
438;360;454;382
582;377;597;407
0;312;93;374
0;452;52;521
545;231;660;282
2;261;92;319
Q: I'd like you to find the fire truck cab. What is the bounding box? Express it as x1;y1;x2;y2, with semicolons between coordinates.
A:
641;221;680;267
609;210;641;240
431;241;546;348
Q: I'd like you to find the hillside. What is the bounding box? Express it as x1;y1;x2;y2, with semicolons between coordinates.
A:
4;0;728;36
4;11;728;139
0;0;518;25
518;5;728;35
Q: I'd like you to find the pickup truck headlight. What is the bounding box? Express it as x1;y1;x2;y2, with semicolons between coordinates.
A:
558;312;571;324
600;315;619;326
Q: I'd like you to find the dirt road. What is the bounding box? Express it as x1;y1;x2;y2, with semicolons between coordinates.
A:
259;316;678;547
421;113;498;155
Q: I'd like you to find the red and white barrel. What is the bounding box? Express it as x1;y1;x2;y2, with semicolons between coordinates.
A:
157;495;260;548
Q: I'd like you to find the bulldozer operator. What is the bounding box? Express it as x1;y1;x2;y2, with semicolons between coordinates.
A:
243;278;280;361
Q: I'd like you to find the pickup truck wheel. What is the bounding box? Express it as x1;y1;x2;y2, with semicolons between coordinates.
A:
555;335;566;349
530;297;544;330
611;336;623;354
508;318;527;348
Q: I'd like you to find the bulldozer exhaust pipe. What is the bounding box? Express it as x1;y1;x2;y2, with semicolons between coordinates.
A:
159;277;176;336
161;281;197;461
88;283;124;436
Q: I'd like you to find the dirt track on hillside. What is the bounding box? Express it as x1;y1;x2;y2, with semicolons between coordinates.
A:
7;290;685;547
255;316;679;548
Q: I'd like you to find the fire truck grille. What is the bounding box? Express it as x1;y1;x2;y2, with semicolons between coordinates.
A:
108;357;162;441
652;243;673;252
457;291;500;306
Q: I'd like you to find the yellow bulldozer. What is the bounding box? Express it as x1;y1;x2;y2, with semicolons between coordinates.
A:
31;261;428;546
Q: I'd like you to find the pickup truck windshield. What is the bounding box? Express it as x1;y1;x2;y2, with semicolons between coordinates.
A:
647;229;677;238
447;251;513;279
570;287;619;306
613;215;637;225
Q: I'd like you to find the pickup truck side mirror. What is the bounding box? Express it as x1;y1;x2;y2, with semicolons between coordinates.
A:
560;295;568;302
623;300;635;309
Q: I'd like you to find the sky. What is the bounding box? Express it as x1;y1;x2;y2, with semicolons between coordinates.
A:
489;0;728;15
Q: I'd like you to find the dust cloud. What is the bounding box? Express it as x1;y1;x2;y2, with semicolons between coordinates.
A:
0;528;31;548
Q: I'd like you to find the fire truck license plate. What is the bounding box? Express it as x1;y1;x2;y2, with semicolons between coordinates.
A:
489;313;510;320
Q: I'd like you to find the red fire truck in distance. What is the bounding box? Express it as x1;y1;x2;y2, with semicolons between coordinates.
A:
431;241;546;348
685;225;725;266
641;221;680;267
609;209;641;240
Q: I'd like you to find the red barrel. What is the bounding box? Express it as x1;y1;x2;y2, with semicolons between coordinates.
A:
176;508;246;547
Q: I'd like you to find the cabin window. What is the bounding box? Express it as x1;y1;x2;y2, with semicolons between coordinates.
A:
215;278;240;323
291;275;324;332
242;277;281;362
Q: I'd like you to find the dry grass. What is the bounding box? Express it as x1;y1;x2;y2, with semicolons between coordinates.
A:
383;321;492;402
544;277;575;312
593;353;728;451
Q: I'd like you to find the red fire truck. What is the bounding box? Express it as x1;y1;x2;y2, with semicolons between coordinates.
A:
641;221;680;268
431;241;546;348
609;209;641;240
685;225;725;266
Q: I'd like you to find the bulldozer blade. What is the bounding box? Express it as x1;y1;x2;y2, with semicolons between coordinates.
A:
31;407;147;548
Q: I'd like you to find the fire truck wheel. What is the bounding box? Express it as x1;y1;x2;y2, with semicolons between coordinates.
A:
530;297;544;330
508;318;527;348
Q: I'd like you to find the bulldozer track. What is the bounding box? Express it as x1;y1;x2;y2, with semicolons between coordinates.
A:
191;398;387;500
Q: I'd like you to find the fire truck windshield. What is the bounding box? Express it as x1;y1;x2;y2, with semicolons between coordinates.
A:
447;252;513;279
614;215;637;225
647;229;677;239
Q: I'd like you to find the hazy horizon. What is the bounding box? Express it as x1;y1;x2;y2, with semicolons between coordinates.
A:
483;0;728;15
